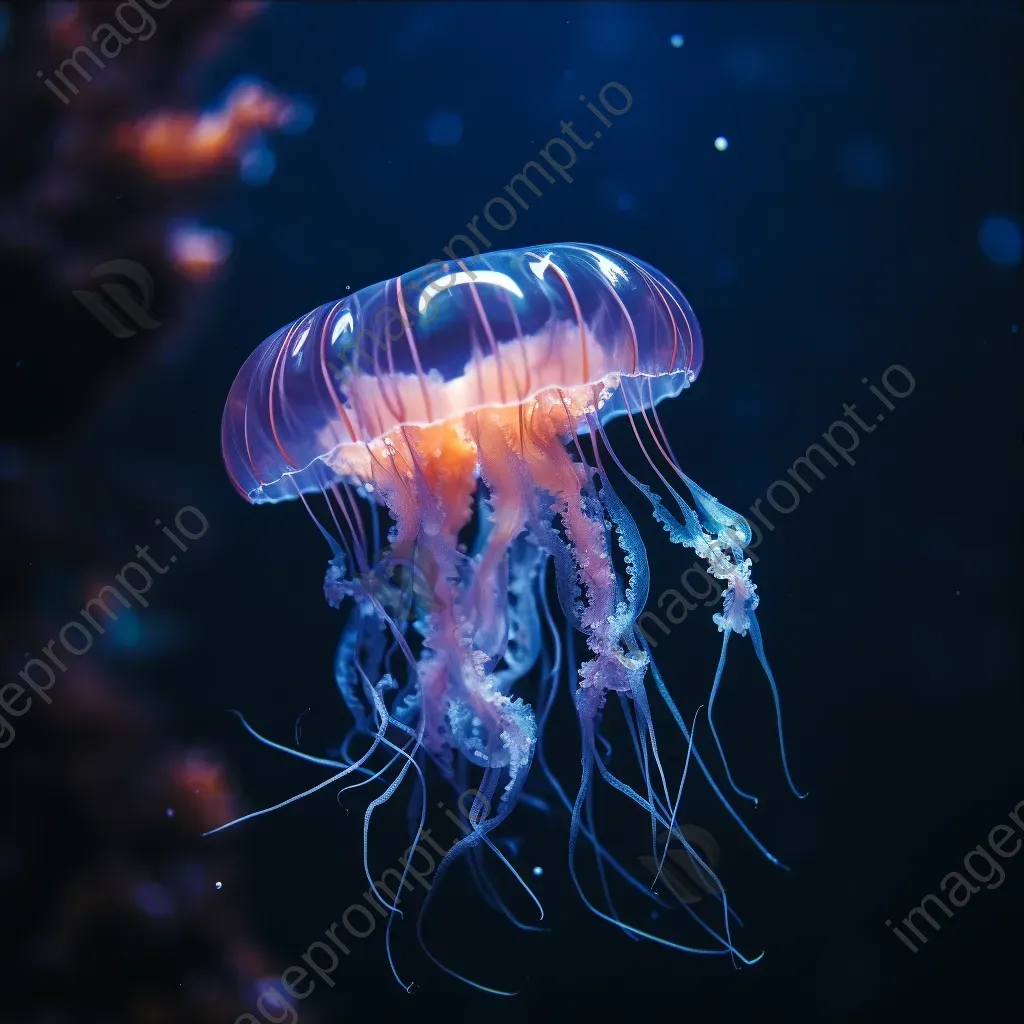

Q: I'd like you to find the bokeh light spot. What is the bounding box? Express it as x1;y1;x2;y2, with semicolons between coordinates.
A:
427;111;463;147
978;216;1022;267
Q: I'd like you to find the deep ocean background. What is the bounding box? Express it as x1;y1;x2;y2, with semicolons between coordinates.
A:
6;3;1022;1021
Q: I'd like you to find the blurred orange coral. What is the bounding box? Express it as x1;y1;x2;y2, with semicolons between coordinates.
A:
119;78;312;182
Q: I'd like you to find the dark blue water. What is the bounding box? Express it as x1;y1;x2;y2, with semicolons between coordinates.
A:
3;4;1020;1022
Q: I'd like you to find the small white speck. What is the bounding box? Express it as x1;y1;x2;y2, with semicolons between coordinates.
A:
670;33;684;48
715;136;728;151
215;881;223;890
532;865;543;877
955;591;960;596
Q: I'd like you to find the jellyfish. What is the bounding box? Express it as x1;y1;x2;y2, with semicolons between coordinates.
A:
217;243;803;992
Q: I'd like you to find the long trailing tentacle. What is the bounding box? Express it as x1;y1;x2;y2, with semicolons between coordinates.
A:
569;695;747;959
203;694;391;837
414;764;534;996
590;746;755;961
534;579;673;914
748;611;807;800
652;703;702;888
639;633;787;869
589;402;803;809
707;627;760;806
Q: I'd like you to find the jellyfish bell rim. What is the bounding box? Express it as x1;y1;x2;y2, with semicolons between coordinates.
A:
224;364;697;505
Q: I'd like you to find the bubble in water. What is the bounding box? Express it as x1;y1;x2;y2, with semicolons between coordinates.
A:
978;216;1022;267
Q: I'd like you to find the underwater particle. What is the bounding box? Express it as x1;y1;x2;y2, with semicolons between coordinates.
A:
165;808;175;818
427;111;463;147
364;153;402;190
342;65;368;91
215;881;223;890
616;192;635;212
714;136;728;151
978;216;1022;267
532;865;543;877
670;33;684;48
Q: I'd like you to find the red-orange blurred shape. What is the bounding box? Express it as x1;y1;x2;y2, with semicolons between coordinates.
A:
172;750;239;833
169;225;233;281
118;79;308;182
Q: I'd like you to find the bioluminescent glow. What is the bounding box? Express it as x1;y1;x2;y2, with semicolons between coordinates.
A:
216;243;803;994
